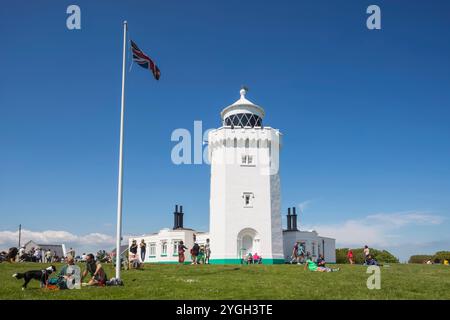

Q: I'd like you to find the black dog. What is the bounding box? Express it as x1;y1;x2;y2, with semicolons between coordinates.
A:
13;265;57;289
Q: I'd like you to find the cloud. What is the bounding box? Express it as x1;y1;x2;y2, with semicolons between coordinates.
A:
366;212;445;227
0;229;116;252
297;200;313;213
305;211;446;248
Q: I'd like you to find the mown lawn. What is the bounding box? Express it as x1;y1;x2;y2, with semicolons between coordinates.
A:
0;262;449;300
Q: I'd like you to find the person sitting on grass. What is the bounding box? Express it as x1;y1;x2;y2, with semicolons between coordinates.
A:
365;255;381;266
246;253;253;264
304;254;340;272
252;253;262;264
129;253;142;269
48;255;77;289
316;254;326;267
82;253;108;286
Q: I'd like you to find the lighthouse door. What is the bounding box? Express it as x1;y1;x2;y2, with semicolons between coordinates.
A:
242;235;253;256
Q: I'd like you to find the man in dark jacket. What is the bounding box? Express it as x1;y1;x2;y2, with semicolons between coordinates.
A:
191;243;200;265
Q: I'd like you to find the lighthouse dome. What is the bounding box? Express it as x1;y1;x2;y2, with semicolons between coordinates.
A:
221;88;265;128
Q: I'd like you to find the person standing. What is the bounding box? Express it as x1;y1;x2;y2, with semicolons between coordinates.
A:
291;243;299;264
347;249;354;264
130;240;138;255
363;245;370;264
45;249;52;263
205;239;211;264
178;241;188;264
139;239;147;263
298;243;306;264
18;247;25;261
191;242;200;265
33;247;41;263
68;248;75;260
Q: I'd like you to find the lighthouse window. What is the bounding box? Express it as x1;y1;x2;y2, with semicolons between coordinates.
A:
241;155;254;165
224;113;262;128
243;192;254;207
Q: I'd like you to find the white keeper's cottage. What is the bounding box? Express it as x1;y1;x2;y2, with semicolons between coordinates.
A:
129;89;336;264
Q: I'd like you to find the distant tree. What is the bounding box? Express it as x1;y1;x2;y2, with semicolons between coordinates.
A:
432;251;450;264
335;248;348;264
408;255;433;264
408;252;450;264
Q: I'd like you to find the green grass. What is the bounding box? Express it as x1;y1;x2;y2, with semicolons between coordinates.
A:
1;262;449;300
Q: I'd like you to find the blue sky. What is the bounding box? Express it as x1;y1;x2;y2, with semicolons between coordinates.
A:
0;0;449;261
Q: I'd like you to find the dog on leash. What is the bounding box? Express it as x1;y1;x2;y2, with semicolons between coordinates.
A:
13;265;57;290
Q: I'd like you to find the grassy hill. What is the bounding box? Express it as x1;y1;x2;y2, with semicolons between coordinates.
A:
1;262;449;300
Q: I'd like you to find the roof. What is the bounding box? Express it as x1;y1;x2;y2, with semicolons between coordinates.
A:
110;245;128;255
220;88;265;120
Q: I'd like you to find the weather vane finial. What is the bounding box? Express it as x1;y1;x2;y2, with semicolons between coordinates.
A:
240;85;248;98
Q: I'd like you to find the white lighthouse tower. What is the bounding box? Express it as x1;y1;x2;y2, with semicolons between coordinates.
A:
208;88;284;264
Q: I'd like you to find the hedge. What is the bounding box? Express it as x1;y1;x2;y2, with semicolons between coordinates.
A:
336;248;399;264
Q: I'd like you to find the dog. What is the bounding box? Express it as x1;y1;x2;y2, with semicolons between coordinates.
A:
13;265;57;290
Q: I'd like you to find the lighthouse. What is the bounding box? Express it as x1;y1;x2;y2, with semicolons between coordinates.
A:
207;88;284;264
128;88;336;265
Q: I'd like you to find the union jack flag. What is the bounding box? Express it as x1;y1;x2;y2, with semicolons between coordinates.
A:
131;40;160;80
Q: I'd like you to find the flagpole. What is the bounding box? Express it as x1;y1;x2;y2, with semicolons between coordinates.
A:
115;20;127;281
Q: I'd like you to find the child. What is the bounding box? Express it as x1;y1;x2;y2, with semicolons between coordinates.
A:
197;246;205;264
